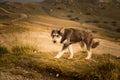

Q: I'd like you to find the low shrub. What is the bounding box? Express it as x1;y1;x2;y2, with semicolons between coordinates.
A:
111;21;117;24
67;15;72;18
92;30;98;33
85;12;91;15
116;28;120;33
70;17;80;21
56;7;62;10
12;45;38;55
84;20;92;23
92;20;100;23
0;46;9;57
68;10;74;13
103;21;108;24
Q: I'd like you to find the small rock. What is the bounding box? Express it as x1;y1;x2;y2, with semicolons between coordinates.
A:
56;73;59;77
50;73;53;75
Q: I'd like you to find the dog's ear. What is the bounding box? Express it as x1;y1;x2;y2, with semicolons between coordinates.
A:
59;27;64;33
59;27;63;31
48;27;56;31
50;27;55;36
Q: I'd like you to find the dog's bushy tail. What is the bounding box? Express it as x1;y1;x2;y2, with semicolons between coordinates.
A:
92;40;100;48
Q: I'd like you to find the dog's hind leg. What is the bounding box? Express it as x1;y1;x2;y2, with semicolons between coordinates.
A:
54;44;69;59
79;41;86;52
68;45;74;59
84;40;92;59
85;44;92;59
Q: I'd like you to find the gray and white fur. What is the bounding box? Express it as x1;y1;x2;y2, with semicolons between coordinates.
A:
51;28;99;59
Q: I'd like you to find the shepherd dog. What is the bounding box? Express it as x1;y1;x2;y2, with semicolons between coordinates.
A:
51;28;99;59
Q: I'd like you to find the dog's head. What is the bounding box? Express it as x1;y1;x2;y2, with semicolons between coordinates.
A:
51;28;63;43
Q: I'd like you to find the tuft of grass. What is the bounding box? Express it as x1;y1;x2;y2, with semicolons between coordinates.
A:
99;4;106;10
68;10;74;13
0;46;16;67
84;20;100;23
85;12;91;15
12;45;38;55
70;17;80;21
67;15;72;18
0;46;9;57
111;21;117;24
0;45;37;68
116;28;120;33
92;20;100;23
103;21;109;24
111;21;117;26
92;30;98;33
56;7;62;10
84;20;92;23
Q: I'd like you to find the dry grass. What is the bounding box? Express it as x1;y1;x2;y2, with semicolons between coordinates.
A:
0;45;120;80
30;52;120;80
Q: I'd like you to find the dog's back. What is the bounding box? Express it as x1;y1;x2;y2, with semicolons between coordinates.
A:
63;28;99;48
63;28;92;42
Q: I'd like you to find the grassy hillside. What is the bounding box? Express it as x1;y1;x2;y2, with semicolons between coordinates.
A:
0;1;120;40
0;1;120;80
0;45;120;80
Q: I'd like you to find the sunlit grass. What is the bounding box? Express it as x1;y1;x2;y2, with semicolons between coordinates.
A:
12;45;38;55
0;45;120;80
0;23;28;33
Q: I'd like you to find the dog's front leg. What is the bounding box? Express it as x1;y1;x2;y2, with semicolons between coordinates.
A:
54;44;69;59
54;50;66;59
85;49;92;59
68;45;74;59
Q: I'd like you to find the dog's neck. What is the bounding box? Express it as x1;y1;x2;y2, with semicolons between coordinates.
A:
59;28;64;37
59;32;63;37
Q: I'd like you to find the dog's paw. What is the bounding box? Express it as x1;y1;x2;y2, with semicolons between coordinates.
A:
54;56;60;59
68;57;73;59
85;57;91;60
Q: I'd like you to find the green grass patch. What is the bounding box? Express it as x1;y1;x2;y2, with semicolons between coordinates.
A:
0;46;9;56
12;45;38;55
0;45;37;68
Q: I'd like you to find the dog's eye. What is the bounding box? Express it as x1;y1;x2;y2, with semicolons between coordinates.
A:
56;35;60;37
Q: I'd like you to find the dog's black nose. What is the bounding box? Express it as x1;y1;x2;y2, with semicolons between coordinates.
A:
53;40;56;43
